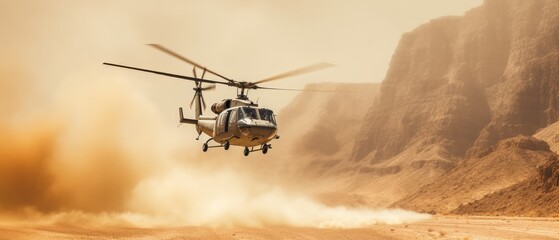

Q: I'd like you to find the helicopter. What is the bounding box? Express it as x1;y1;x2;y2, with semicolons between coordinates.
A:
104;44;334;156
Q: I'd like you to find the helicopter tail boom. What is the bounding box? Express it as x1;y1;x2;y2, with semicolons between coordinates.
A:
179;107;197;124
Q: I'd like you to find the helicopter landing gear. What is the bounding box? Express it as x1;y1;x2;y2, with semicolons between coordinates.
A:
202;143;208;152
243;144;271;156
262;144;269;154
202;138;213;152
202;138;235;152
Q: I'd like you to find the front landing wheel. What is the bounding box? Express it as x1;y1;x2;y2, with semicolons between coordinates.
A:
244;147;250;156
202;143;208;152
224;141;230;150
262;144;269;154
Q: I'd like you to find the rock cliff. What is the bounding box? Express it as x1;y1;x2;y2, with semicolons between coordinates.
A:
349;0;559;204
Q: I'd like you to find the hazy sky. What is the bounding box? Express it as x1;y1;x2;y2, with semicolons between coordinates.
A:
1;0;483;123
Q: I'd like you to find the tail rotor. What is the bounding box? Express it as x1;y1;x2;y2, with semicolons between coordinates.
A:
190;67;215;119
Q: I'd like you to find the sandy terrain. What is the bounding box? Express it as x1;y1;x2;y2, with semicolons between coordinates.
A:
1;216;558;240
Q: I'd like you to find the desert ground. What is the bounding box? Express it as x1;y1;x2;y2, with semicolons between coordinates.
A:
1;216;559;240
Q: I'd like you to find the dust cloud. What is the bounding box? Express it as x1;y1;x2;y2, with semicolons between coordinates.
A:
128;166;429;228
0;65;429;228
0;0;439;228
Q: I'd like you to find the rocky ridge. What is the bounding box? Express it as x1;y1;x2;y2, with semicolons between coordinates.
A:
347;0;559;205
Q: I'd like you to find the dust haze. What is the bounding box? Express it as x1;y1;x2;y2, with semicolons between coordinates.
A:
0;0;491;229
0;65;428;227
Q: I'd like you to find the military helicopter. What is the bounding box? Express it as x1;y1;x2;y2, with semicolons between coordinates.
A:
104;44;334;156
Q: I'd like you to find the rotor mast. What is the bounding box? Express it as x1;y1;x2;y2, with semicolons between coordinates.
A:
237;87;247;100
236;83;253;100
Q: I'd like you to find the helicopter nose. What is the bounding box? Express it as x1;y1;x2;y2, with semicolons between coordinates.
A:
250;125;277;137
238;119;277;139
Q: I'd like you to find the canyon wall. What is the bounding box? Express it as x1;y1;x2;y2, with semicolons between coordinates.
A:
346;0;559;204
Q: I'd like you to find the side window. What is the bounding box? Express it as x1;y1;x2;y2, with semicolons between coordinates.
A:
218;112;227;127
229;109;237;124
217;111;230;133
224;110;231;132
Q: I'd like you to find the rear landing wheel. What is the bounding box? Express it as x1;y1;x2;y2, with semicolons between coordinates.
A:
262;144;268;154
202;143;208;152
244;147;250;156
224;141;230;150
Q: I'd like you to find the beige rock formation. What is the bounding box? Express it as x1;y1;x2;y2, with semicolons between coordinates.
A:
394;136;553;213
347;0;559;205
453;152;559;217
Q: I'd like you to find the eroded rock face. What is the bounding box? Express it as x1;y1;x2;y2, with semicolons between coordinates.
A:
394;136;553;214
452;154;559;217
354;0;559;166
539;157;559;192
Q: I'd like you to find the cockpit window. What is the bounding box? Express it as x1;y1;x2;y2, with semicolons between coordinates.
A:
238;107;258;119
258;108;276;124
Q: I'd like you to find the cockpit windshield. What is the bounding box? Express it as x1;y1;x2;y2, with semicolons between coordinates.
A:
238;107;258;120
258;108;276;124
237;107;276;124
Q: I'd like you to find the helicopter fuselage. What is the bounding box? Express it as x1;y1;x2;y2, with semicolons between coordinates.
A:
197;106;278;147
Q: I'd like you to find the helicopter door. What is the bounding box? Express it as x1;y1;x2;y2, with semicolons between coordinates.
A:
218;110;231;134
228;109;238;132
224;110;231;132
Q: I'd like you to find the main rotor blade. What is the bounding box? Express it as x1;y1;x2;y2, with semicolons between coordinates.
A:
148;44;233;82
256;86;350;92
103;62;230;86
253;62;335;85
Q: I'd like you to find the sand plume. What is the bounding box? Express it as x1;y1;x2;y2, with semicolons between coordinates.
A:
0;67;429;227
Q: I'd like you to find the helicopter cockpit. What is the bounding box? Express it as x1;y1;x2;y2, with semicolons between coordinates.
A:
237;106;276;125
258;108;276;124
